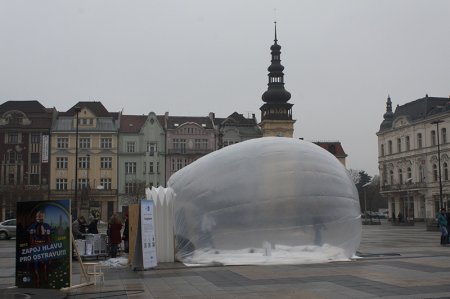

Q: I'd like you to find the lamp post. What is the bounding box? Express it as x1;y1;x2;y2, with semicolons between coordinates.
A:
406;177;413;222
74;106;81;218
432;120;444;209
362;182;372;213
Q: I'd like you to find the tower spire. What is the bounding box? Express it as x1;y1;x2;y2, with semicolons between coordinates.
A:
383;95;394;120
274;21;278;43
259;22;295;138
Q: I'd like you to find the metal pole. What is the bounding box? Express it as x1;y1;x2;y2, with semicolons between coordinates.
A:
74;106;81;218
432;120;444;209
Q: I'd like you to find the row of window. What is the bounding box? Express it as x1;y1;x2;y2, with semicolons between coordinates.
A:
178;127;206;135
55;178;112;190
383;162;450;185
5;152;42;164
78;118;93;125
143;162;159;174
126;139;208;153
171;158;192;172
126;142;158;154
5;133;42;144
124;161;160;174
55;179;159;195
56;157;113;169
124;182;159;194
381;128;447;156
55;159;160;174
57;137;113;149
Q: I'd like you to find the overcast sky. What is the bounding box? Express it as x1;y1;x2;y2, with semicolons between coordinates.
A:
1;0;449;176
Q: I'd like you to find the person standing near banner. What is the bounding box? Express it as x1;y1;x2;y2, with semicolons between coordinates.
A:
72;216;87;239
108;213;123;258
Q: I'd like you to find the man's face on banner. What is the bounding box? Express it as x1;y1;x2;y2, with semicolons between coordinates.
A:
36;211;45;223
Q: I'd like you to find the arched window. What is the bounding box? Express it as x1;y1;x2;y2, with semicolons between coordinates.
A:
398;169;403;184
405;136;410;151
388;140;393;154
381;144;385;156
389;170;394;185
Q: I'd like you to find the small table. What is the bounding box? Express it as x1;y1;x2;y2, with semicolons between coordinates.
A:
82;262;104;285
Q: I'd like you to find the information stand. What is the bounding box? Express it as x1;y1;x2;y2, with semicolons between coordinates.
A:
132;199;157;270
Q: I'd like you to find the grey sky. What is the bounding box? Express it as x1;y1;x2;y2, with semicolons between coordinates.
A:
1;0;449;176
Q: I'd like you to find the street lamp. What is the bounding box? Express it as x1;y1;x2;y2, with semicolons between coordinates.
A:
432;120;444;209
74;106;81;218
406;177;413;222
362;182;372;214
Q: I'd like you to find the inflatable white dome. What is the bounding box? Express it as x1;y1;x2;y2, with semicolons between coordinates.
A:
167;137;361;265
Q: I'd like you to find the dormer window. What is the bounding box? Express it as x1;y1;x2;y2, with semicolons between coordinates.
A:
79;118;93;125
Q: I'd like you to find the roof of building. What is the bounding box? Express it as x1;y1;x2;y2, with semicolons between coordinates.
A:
0;100;49;114
120;115;148;133
216;112;259;127
379;95;450;132
59;101;118;119
313;141;348;157
0;100;54;129
166;116;214;130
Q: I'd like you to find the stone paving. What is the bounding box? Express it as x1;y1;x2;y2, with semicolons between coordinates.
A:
2;220;450;298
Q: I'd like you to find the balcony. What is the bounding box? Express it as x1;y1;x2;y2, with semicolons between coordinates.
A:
50;189;117;197
0;184;48;192
168;148;213;155
381;182;427;192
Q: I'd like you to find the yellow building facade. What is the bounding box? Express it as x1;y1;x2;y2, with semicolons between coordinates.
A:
50;102;119;222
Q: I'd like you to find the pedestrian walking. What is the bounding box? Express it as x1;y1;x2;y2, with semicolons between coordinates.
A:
437;208;448;245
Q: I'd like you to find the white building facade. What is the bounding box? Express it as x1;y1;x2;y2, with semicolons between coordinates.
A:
377;95;450;223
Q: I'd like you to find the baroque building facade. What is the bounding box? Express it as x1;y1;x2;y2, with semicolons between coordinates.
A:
0;101;54;220
377;95;450;222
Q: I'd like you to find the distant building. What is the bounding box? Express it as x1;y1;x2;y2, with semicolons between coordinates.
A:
377;95;450;222
0;101;54;220
259;23;295;137
214;112;262;148
50;102;120;221
164;113;216;182
118;112;166;208
313;141;348;167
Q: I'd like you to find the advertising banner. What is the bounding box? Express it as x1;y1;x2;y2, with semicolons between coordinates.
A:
41;135;49;163
140;199;157;269
16;200;71;289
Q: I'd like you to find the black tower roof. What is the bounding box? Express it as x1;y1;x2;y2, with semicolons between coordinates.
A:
260;22;293;122
261;22;292;104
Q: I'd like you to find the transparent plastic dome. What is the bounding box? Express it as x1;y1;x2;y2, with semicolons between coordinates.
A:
168;137;361;265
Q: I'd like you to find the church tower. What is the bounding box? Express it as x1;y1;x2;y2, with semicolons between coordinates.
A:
259;22;295;137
